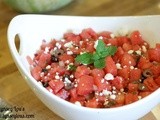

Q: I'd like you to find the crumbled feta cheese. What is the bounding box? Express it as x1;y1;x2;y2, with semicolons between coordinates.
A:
75;101;82;106
64;41;73;48
110;33;115;38
142;45;147;52
44;47;50;54
61;39;65;42
70;74;74;78
80;51;86;55
128;50;134;54
79;41;83;45
104;73;114;80
102;90;112;96
94;40;98;49
110;94;116;100
59;61;65;67
104;101;109;106
40;72;44;77
67;51;73;55
98;36;103;39
55;74;60;79
74;84;78;87
96;98;99;102
95;92;99;96
135;50;141;55
107;43;111;46
120;88;124;92
65;60;70;64
64;77;71;84
138;96;142;100
116;63;122;69
53;47;58;51
56;42;61;49
101;79;105;83
99;92;103;96
123;65;127;68
112;86;116;90
46;65;51;69
112;90;117;94
130;66;134;69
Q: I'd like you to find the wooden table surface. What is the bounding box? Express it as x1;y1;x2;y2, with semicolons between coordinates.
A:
0;0;160;120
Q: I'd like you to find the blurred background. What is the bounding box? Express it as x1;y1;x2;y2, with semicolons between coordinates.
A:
0;0;160;120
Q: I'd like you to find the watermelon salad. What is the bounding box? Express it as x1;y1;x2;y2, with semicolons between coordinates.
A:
27;28;160;108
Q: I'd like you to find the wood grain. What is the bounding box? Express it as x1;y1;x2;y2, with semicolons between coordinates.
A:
0;0;160;120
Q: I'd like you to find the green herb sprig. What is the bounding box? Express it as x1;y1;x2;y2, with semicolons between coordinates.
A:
75;40;117;68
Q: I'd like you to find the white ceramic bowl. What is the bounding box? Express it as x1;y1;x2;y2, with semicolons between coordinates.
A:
7;15;160;120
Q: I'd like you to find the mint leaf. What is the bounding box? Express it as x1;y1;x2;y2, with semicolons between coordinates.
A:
75;40;117;69
75;52;93;65
68;64;76;71
92;52;100;61
94;58;105;68
98;46;117;58
104;46;117;56
96;40;106;53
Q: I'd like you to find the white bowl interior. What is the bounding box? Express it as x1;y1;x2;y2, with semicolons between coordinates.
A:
7;15;160;120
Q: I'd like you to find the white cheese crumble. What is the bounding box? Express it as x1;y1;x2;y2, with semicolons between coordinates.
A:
116;63;122;69
79;41;83;45
64;41;73;48
130;66;134;70
67;51;73;55
75;101;82;106
101;79;105;83
112;90;117;94
64;77;71;84
98;36;103;39
55;73;60;79
120;88;124;92
110;94;116;100
46;65;51;69
102;90;112;96
142;45;147;52
138;96;142;100
107;43;111;46
40;72;44;77
65;60;70;64
135;50;141;55
70;74;74;78
61;39;65;42
104;73;114;80
59;61;65;67
110;33;115;38
44;47;50;54
129;61;132;64
55;42;61;49
94;40;99;49
128;50;134;54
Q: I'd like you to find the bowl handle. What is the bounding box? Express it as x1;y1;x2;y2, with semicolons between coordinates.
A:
7;15;23;60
